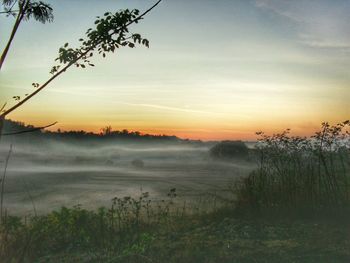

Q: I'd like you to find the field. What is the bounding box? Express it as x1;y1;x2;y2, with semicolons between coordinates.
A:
0;141;253;215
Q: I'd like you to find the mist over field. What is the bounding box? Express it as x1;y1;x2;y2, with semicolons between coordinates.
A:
0;138;254;215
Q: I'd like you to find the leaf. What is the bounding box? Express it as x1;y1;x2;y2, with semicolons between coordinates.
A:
32;82;40;88
64;43;68;48
142;39;149;48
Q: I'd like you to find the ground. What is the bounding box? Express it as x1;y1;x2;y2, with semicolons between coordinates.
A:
32;214;350;263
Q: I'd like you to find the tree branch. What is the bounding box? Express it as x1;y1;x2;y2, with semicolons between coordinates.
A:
0;0;162;118
0;103;7;113
0;10;18;14
2;121;57;136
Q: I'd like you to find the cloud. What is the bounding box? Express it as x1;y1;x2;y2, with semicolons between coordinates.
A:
122;102;218;115
255;0;350;51
45;87;220;115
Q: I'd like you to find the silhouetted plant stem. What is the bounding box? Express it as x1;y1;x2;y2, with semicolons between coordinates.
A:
0;144;12;222
0;116;4;142
0;2;25;70
2;121;57;136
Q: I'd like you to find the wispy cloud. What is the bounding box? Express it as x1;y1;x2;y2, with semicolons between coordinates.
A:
41;88;220;115
298;33;350;50
122;102;218;115
255;0;350;51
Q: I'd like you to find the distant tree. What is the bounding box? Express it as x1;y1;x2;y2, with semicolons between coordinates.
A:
133;131;141;136
0;0;162;140
0;0;54;70
101;126;113;136
209;141;249;161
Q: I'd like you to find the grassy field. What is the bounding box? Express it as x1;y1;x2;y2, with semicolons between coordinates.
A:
0;142;252;215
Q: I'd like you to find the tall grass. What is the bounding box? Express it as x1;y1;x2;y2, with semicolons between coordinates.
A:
235;120;350;215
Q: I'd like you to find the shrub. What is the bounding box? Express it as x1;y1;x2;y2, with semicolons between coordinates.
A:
209;141;249;161
131;159;144;168
235;120;350;216
105;159;114;166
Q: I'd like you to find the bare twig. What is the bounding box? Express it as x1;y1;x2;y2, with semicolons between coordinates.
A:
0;144;13;222
0;9;19;14
21;179;37;217
0;0;19;14
0;103;7;113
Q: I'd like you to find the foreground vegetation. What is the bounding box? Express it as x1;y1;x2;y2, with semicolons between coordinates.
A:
0;120;349;262
0;193;349;263
235;120;350;216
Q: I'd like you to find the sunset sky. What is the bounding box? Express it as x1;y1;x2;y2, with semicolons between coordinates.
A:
0;0;349;140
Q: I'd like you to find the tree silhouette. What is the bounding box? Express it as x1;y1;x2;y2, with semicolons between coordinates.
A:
0;0;54;70
0;0;162;140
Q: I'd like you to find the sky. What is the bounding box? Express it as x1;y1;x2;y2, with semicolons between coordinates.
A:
0;0;349;140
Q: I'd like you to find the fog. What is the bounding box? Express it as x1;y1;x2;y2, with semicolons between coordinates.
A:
0;139;254;216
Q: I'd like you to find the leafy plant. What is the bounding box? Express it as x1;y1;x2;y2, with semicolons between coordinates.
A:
235;120;350;216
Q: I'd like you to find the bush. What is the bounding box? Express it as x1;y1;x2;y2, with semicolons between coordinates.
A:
209;141;249;161
235;120;350;216
131;159;144;168
105;159;114;166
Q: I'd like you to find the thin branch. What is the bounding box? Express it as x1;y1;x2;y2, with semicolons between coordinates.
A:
21;179;37;217
9;0;18;11
0;1;25;70
0;144;12;222
0;102;7;112
0;0;19;14
2;121;57;136
0;0;162;118
0;10;13;14
0;9;19;14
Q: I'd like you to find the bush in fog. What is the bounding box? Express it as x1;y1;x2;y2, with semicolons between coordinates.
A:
235;120;350;216
105;159;114;166
131;159;144;168
74;156;95;164
209;141;249;161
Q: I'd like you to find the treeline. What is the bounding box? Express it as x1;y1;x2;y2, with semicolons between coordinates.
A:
2;119;203;145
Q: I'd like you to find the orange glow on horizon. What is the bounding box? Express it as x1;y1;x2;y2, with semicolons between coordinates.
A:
7;116;340;142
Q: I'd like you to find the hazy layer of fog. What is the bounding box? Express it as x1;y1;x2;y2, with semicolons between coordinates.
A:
0;139;254;216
